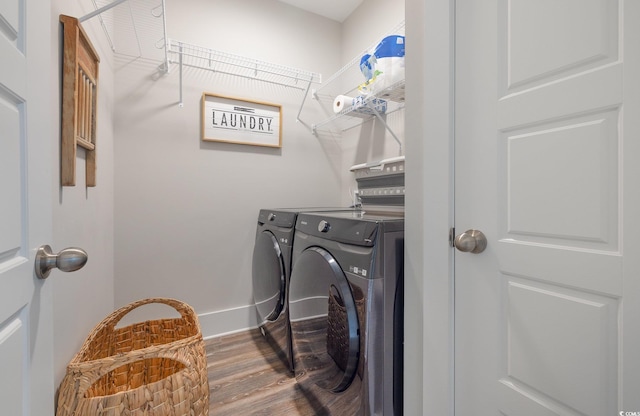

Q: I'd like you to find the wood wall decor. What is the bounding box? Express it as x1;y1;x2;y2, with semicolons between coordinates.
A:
201;93;282;148
60;15;100;187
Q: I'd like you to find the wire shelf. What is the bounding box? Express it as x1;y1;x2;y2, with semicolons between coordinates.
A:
82;1;321;107
298;19;405;156
312;80;405;133
166;40;322;91
84;0;168;62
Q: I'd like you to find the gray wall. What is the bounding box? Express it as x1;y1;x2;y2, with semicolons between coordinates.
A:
51;0;116;386
113;0;404;336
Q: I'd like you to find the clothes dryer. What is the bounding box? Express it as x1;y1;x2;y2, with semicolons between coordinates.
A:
289;211;404;415
251;207;359;373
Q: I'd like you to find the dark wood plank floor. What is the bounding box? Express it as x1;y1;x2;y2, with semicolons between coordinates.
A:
206;328;322;415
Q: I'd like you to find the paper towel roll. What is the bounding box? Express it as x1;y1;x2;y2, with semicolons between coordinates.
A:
333;95;355;113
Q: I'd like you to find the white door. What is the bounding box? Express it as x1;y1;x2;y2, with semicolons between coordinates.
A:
0;1;55;415
455;1;640;415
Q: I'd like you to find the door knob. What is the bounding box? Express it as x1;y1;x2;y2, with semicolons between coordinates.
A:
35;245;88;279
454;229;487;254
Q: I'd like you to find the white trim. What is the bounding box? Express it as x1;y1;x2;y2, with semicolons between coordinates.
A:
198;304;259;340
405;0;455;415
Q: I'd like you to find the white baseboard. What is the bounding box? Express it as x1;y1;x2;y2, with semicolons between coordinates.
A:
198;304;259;340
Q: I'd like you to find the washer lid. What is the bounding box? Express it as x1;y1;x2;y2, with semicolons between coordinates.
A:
289;246;361;392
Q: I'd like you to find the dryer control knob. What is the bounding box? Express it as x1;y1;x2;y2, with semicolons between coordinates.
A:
268;213;276;221
318;220;330;233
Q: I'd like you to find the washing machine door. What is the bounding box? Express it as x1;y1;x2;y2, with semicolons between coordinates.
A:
252;230;286;323
289;246;360;393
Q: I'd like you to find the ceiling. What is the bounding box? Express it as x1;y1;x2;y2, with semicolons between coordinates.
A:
276;0;364;22
88;0;367;60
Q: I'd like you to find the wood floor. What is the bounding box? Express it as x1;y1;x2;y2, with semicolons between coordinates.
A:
206;328;325;415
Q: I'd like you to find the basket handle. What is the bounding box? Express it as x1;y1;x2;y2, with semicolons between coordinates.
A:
105;297;197;328
68;345;196;396
75;298;198;361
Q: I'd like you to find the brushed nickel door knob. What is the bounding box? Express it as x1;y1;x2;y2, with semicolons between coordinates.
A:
454;229;487;254
35;245;88;279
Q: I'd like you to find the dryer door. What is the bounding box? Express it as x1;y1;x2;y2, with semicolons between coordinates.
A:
289;246;360;393
252;230;286;323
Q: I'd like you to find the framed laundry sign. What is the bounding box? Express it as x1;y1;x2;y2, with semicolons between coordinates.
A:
201;93;282;148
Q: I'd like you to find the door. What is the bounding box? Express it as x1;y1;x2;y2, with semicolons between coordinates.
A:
455;1;640;415
0;1;54;415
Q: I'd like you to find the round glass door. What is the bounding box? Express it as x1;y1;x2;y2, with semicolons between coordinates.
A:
289;246;361;392
252;231;286;323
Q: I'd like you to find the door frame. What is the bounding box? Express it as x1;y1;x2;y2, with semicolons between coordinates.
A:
405;0;455;415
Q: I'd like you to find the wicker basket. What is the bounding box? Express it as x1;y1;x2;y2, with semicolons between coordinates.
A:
56;298;209;416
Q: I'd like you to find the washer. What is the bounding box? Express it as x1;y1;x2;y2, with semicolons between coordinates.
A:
288;211;404;415
251;207;359;373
